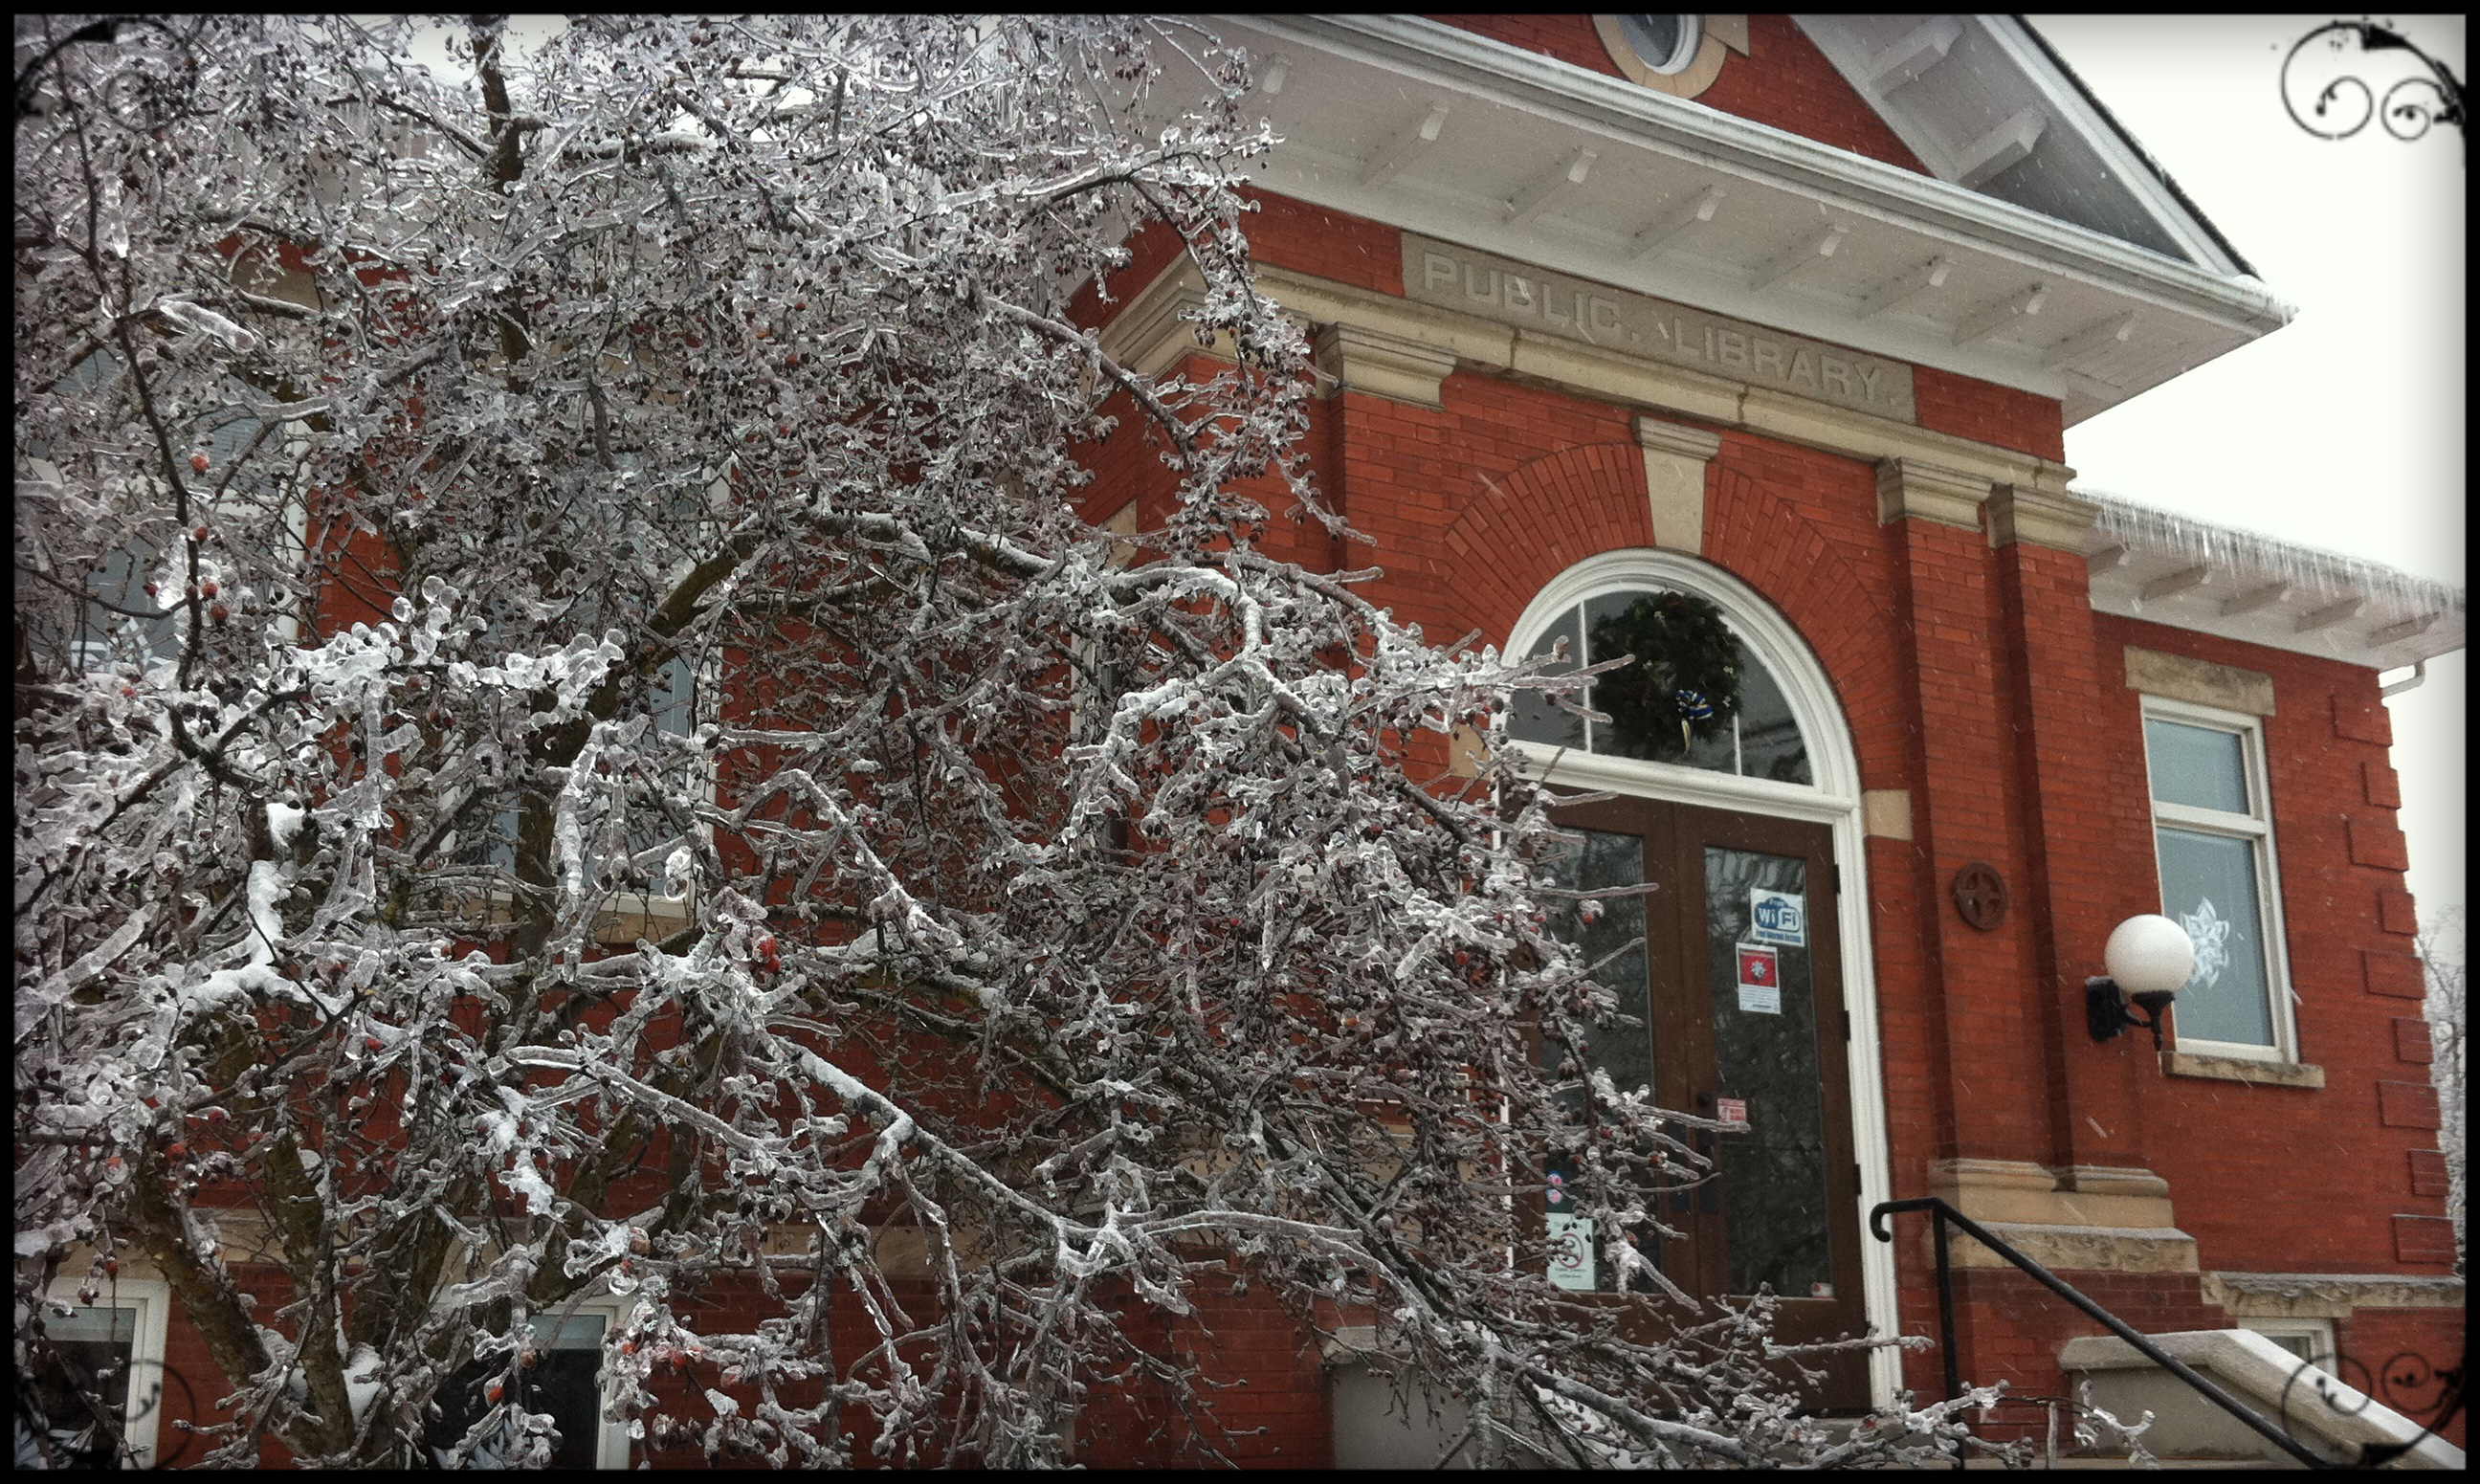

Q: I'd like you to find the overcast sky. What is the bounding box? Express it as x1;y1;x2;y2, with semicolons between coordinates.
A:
2026;14;2466;947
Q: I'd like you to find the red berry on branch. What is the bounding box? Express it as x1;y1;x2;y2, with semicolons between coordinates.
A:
190;453;210;473
200;580;218;598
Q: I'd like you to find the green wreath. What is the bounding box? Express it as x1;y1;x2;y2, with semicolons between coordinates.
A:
1586;590;1740;762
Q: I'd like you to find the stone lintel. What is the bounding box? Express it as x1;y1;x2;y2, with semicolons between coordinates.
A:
2202;1270;2466;1318
2123;645;2276;716
1985;481;2100;551
1928;1158;2189;1269
1953;1220;2201;1273
1876;456;1988;530
1314;321;1458;409
2161;1050;2325;1088
1635;414;1722;461
1862;787;1913;840
1636;414;1719;555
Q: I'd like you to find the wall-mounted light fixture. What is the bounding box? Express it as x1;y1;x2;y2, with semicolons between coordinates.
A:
2086;914;2195;1052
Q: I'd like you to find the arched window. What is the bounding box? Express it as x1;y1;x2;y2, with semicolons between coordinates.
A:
1508;585;1813;786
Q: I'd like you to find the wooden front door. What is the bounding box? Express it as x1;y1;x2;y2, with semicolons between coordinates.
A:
1542;792;1870;1410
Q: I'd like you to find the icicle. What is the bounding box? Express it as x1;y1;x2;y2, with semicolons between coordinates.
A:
2079;485;2464;619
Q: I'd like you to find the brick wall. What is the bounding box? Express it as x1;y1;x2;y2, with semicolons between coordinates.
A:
2336;1306;2467;1448
1435;16;1931;176
2096;613;2450;1278
1698;14;1930;173
1896;1266;2233;1439
1432;13;1622;78
1915;366;2067;462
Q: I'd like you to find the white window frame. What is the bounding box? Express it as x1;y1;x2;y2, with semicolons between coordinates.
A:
537;1293;636;1472
1496;548;1900;1406
2137;695;2297;1062
428;1290;637;1470
1500;551;1847;822
2240;1316;2336;1373
35;1273;171;1470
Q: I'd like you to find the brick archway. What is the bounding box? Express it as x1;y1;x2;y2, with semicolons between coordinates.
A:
1440;441;1650;645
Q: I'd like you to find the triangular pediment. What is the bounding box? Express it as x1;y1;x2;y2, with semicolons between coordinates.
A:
1791;16;2248;275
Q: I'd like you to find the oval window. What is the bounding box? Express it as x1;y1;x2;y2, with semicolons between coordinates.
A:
1509;587;1812;785
1616;14;1703;76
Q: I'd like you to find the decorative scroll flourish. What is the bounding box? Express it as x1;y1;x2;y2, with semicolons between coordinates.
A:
2281;20;2467;144
2272;1346;2466;1467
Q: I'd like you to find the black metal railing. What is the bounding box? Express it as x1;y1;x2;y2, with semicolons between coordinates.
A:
1869;1196;2331;1470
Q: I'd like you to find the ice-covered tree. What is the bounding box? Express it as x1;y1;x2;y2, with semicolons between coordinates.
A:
2419;908;2464;1274
14;13;1999;1468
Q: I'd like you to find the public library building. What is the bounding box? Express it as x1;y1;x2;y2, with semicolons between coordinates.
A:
1074;11;2464;1461
41;14;2464;1469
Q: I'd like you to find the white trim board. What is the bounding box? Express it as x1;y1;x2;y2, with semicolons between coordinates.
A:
1497;546;1901;1407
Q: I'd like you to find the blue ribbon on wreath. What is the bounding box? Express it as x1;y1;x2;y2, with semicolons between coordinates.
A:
1673;688;1714;721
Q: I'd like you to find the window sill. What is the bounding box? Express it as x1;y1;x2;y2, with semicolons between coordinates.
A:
2160;1050;2324;1089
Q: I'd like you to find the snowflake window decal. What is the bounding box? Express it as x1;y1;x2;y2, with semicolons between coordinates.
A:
2180;897;2231;988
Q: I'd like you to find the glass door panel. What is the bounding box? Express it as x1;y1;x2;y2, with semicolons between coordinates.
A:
1701;846;1833;1300
1541;826;1661;1293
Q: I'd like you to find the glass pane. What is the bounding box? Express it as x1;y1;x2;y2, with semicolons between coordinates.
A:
1584;588;1738;772
44;1306;137;1344
2145;719;2249;813
1510;607;1584;749
650;656;695;737
2156;828;2274;1046
26;1310;134;1468
79;543;181;671
1541;828;1652;1293
426;1314;607;1470
1704;847;1833;1299
1734;642;1812;786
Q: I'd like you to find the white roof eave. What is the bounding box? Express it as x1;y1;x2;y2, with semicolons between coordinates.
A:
1222;15;2292;334
1204;14;2295;426
2079;490;2466;670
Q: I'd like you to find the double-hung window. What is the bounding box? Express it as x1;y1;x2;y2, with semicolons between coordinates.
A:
423;1302;630;1469
21;1276;171;1470
2140;698;2295;1059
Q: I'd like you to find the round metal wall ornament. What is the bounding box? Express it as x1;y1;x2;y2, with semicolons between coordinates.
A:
1952;862;2007;931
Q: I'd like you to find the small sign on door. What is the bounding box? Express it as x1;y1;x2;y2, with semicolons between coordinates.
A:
1714;1096;1749;1128
1545;1212;1595;1291
1749;889;1805;947
1736;943;1782;1014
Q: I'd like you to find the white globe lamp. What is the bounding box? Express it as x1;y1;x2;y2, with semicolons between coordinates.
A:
2088;914;2195;1049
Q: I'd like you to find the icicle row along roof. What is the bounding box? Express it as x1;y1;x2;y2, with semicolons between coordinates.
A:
2077;487;2464;670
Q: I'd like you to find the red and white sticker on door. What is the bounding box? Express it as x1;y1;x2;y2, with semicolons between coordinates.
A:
1735;943;1782;1014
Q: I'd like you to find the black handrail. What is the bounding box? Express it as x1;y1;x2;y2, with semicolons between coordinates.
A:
1870;1196;2331;1470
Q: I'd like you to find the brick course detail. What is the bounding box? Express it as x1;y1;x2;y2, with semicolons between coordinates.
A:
2408;1149;2450;1197
2376;1079;2441;1130
2332;693;2394;744
2347;814;2411;872
2392;1215;2456;1266
2364;949;2426;1000
2378;885;2421;935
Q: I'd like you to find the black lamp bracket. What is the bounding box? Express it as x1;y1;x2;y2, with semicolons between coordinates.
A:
2086;976;2172;1051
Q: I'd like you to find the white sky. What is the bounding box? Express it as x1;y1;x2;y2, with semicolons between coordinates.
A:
2026;14;2466;943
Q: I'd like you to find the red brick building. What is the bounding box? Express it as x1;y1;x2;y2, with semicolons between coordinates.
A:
40;14;2461;1468
1066;12;2463;1462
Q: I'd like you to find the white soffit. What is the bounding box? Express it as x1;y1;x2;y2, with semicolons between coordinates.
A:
1793;16;2249;278
2080;489;2466;670
1204;14;2293;428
